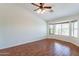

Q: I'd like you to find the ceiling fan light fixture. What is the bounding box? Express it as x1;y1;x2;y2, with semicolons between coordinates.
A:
36;9;46;14
36;9;42;14
41;9;46;14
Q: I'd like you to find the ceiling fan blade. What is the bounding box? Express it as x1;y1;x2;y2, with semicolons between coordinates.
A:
34;8;40;11
44;6;52;9
32;3;40;7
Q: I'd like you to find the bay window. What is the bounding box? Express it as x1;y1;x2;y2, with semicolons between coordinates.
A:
48;20;78;38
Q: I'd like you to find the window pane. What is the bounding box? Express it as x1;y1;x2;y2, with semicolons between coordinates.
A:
55;24;61;35
49;25;54;35
74;21;78;37
62;23;69;36
71;23;74;36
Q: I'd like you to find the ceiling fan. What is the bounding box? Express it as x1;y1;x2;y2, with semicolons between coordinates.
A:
32;3;53;14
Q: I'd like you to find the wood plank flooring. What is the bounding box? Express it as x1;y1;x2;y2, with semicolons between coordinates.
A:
0;38;79;56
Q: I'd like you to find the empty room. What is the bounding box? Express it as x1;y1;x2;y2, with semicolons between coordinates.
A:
0;3;79;56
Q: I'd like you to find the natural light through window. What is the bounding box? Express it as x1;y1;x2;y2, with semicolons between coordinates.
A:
49;25;54;35
55;24;61;35
62;23;69;36
74;21;78;37
48;20;78;38
71;21;78;37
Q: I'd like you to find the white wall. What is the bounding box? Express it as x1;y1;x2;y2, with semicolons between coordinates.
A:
0;4;47;49
48;14;79;47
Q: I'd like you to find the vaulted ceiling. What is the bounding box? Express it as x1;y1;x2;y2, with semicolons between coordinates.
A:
2;3;79;21
21;3;79;21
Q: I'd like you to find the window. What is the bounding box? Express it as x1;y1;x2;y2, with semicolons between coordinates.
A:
55;24;61;35
71;21;78;37
49;25;54;35
74;21;78;37
62;23;69;36
48;20;78;38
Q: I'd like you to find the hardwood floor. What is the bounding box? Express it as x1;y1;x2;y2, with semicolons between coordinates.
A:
0;38;79;56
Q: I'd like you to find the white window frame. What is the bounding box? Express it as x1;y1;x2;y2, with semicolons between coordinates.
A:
48;20;79;38
61;22;70;36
